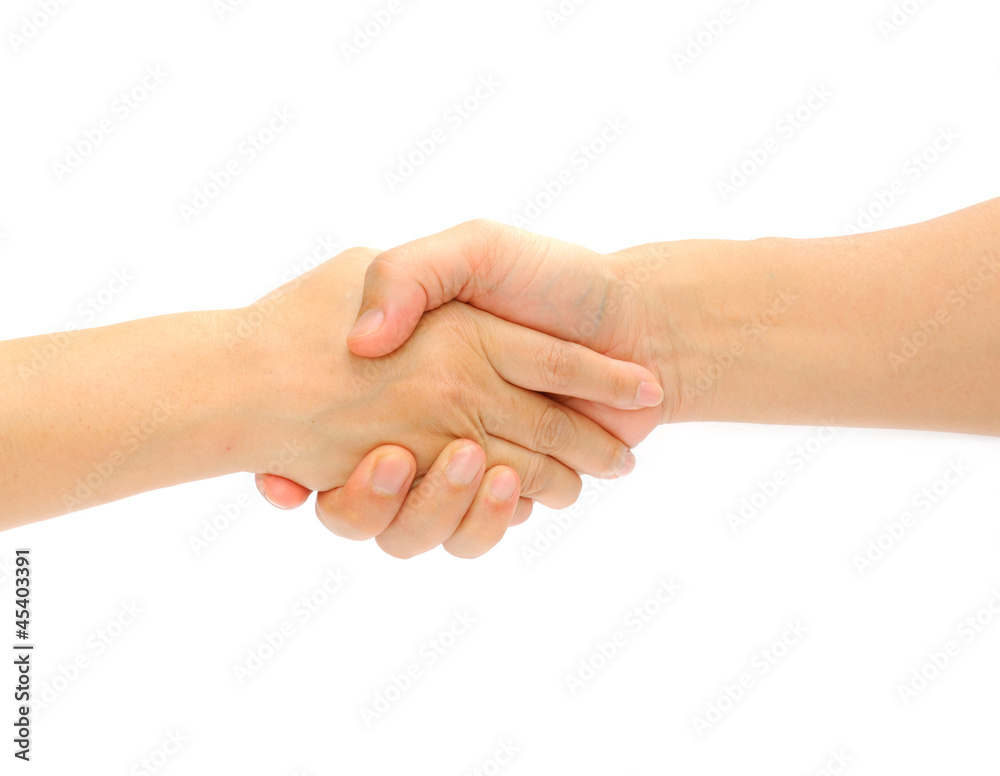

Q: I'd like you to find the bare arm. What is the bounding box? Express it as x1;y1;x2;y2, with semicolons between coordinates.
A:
1;248;658;552
343;198;1000;436
643;198;1000;434
1;311;249;527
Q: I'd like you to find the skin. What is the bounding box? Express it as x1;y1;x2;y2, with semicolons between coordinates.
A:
0;248;666;558
264;197;1000;542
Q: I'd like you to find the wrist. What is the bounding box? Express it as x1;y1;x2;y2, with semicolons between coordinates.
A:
220;296;362;487
642;235;881;429
210;306;287;475
90;310;266;492
622;237;800;425
614;240;720;425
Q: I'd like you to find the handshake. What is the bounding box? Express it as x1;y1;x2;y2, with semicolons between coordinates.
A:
8;199;995;540
244;220;674;560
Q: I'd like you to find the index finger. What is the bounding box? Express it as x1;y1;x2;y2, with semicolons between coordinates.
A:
480;316;663;410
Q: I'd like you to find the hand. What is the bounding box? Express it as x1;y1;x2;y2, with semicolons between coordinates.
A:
259;222;680;555
344;220;676;442
256;441;536;559
241;246;662;557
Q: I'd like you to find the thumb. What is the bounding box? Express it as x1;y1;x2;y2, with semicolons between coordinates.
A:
346;256;431;357
347;220;506;357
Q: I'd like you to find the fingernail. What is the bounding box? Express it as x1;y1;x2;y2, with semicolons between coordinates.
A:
255;475;280;508
635;381;664;408
446;445;483;486
488;469;518;502
614;450;636;478
349;309;384;340
373;455;411;495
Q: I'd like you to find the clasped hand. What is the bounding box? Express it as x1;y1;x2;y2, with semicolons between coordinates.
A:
243;241;663;559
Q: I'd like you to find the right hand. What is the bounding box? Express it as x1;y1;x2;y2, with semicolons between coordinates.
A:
345;219;675;443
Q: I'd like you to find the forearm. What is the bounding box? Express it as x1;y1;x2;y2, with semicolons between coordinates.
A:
0;311;255;528
644;197;1000;434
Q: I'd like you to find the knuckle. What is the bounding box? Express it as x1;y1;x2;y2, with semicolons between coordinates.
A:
366;245;421;287
427;304;481;348
367;252;399;280
609;367;635;402
462;219;507;265
519;455;549;498
437;374;468;408
479;406;508;433
539;340;578;391
533;405;575;455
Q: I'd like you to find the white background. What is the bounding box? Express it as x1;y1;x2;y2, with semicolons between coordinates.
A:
2;0;999;773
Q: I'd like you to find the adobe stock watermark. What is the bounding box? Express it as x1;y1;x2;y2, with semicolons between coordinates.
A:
61;397;178;514
885;253;995;373
35;601;144;713
384;75;500;192
804;748;855;776
232;568;349;685
896;585;1000;705
52;65;168;182
178;107;295;223
681;288;798;404
214;0;250;21
519;476;615;566
509;117;627;229
0;556;14;590
716;85;834;202
692;618;809;737
557;247;669;354
843;127;959;235
127;730;189;775
726;423;839;534
564;578;681;694
341;0;411;64
187;490;258;557
545;0;592;30
359;610;476;727
221;234;343;350
853;460;970;575
17;267;135;381
463;740;520;776
672;0;758;73
188;441;304;557
275;235;343;285
877;0;933;40
7;0;72;54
